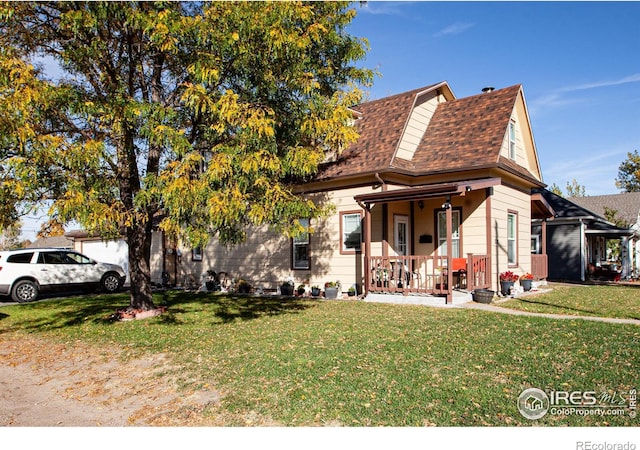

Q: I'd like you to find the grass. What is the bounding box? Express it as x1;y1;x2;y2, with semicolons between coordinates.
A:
500;284;640;320
1;290;639;426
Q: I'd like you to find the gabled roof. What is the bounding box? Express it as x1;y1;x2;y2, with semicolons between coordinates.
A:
534;188;608;220
406;85;522;172
533;188;636;236
315;82;540;184
27;235;74;249
568;192;640;227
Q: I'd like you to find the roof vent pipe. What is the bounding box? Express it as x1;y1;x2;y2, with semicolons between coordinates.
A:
482;87;495;93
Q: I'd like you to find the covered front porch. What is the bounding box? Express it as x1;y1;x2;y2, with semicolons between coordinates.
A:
355;178;498;304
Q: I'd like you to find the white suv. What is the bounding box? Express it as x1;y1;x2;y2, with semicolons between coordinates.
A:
0;248;126;303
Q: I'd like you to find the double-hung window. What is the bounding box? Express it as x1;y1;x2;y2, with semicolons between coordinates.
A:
341;211;362;253
509;120;517;160
292;218;310;269
507;211;518;265
437;209;461;257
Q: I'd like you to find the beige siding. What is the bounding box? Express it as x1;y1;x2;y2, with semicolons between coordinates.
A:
179;185;382;293
177;183;534;294
395;91;443;161
491;185;532;286
499;92;542;182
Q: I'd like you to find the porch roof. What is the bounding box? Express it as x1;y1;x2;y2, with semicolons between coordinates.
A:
354;177;501;205
531;192;555;219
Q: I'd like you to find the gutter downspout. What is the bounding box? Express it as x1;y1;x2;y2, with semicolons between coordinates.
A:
375;173;387;192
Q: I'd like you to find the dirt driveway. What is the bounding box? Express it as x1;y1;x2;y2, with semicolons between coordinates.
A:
0;335;222;426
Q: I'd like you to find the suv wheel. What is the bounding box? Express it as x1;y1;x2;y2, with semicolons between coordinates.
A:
12;280;39;303
101;272;122;293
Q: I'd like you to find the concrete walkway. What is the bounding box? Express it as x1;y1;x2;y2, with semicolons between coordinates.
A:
462;300;640;326
364;291;640;326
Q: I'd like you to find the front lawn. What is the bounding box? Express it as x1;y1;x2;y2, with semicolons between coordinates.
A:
1;292;638;426
500;284;640;320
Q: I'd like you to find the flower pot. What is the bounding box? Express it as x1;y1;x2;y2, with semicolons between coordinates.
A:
472;289;495;304
324;287;339;299
521;279;532;292
500;281;514;296
238;285;251;294
280;285;294;296
297;288;306;296
311;287;321;297
347;291;356;297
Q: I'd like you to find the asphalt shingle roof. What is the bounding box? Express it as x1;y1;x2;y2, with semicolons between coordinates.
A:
569;192;640;226
315;83;534;182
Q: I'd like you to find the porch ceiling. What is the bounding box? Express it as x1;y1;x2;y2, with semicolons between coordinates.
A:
353;177;501;205
531;192;555;219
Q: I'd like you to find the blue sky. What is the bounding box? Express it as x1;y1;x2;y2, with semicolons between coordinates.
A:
347;1;640;195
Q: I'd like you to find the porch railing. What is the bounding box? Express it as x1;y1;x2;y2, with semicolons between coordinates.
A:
531;254;548;280
368;254;490;296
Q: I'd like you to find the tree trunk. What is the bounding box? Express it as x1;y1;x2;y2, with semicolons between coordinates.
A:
127;219;156;311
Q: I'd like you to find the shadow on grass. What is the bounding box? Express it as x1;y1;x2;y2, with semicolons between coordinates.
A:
511;297;598;316
0;290;319;333
511;297;640;321
161;290;319;324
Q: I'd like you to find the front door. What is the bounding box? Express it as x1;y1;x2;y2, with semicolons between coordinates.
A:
394;215;409;256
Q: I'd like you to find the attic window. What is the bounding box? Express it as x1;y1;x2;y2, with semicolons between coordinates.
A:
509;120;517;160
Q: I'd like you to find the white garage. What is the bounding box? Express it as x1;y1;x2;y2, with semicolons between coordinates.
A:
65;231;166;287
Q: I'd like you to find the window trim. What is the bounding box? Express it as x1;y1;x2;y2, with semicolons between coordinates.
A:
292;218;311;270
340;210;363;255
509;120;517;160
507;210;518;266
531;235;541;254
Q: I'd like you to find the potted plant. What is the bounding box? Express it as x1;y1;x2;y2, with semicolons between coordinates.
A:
324;281;340;299
347;286;356;297
297;284;307;296
205;270;218;291
236;279;251;294
280;279;295;296
310;285;321;297
499;271;519;296
520;273;534;291
472;288;495;304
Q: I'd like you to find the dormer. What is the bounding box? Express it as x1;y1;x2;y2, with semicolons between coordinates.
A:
393;82;455;162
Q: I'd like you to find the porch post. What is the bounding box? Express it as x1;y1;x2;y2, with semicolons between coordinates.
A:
445;200;453;304
363;204;372;295
541;219;548;280
485;187;493;290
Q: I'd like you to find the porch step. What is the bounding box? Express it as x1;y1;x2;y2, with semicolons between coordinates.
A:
364;291;472;308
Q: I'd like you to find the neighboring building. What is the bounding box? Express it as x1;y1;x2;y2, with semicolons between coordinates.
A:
569;192;640;279
64;230;165;286
180;82;553;303
531;190;640;282
28;235;74;249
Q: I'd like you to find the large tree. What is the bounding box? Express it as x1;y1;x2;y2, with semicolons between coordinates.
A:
0;2;372;310
616;149;640;192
